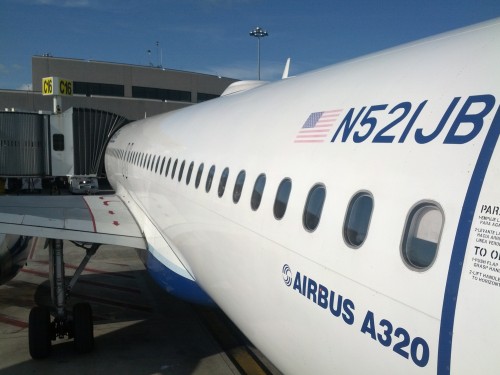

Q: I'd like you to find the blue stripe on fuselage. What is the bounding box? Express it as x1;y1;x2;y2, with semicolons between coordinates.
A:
146;251;214;306
438;105;500;374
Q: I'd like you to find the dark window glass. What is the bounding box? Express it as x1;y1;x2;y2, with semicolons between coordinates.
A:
132;86;191;102
218;168;229;197
155;155;161;173
160;157;166;174
251;174;266;211
73;81;124;97
401;203;444;270
171;159;178;179
274;178;292;220
206;165;216;192
186;162;194;185
303;184;326;232
178;160;186;182
53;134;64;151
165;158;171;176
233;170;246;204
151;155;156;171
195;163;204;188
197;93;219;103
344;192;374;248
146;154;151;170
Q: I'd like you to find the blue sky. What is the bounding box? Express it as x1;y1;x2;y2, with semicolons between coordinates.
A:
1;0;499;90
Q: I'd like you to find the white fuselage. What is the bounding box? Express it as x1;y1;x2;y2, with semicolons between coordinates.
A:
104;19;500;375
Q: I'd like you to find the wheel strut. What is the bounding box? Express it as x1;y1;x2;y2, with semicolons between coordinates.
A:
28;239;98;359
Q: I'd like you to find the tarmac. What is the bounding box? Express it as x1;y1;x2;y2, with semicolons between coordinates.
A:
0;237;281;375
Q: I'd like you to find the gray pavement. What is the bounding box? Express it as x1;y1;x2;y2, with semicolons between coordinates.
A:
0;238;245;375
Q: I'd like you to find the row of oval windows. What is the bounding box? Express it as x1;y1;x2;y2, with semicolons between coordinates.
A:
110;146;444;271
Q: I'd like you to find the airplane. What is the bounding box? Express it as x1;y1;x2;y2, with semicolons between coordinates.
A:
0;17;499;375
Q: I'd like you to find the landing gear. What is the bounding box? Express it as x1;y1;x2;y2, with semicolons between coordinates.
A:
28;239;99;359
28;306;51;359
73;302;94;353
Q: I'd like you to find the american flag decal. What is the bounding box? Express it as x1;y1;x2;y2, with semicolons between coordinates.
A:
294;109;343;143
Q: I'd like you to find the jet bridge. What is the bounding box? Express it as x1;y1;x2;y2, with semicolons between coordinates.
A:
0;108;129;183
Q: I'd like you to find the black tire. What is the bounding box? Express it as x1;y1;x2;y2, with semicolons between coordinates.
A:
28;306;51;359
73;303;94;353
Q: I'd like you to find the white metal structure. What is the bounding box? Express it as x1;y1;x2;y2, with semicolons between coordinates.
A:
0;18;499;374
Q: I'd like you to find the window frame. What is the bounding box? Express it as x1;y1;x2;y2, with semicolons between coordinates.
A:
233;170;246;204
171;159;178;179
186;161;194;185
273;178;292;220
251;174;266;211
178;160;186;182
206;165;216;193
195;163;204;189
218;167;230;198
400;201;444;271
303;184;326;232
343;191;374;248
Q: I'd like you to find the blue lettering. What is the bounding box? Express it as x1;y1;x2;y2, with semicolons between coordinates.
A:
331;107;366;142
444;94;496;144
317;284;328;309
328;291;343;317
293;271;303;295
377;319;393;347
360;310;376;339
342;298;355;325
373;102;411;143
353;104;388;143
307;278;317;303
415;97;460;143
398;100;427;143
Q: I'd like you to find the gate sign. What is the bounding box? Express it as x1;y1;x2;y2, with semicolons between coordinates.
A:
42;77;73;96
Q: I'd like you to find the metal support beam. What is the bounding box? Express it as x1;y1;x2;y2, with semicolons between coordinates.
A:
48;238;66;320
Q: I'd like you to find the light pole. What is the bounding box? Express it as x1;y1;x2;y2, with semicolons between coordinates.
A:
249;27;268;80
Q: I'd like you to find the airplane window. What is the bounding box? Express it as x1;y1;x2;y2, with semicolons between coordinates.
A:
178;160;186;182
171;159;178;179
165;158;171;176
343;192;374;248
206;165;216;192
195;163;204;189
303;184;326;232
218;167;229;197
251;174;266;211
401;202;444;270
151;155;157;171
274;178;292;220
160;157;166;174
155;155;160;172
147;154;152;170
233;170;246;204
186;162;194;185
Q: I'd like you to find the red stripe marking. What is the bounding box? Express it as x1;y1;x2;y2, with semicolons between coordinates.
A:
82;197;97;232
0;314;28;328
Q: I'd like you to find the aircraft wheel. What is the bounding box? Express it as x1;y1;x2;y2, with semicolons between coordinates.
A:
28;306;52;359
73;302;94;353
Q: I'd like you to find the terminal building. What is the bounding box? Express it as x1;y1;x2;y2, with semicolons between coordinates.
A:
1;55;238;120
0;56;238;189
